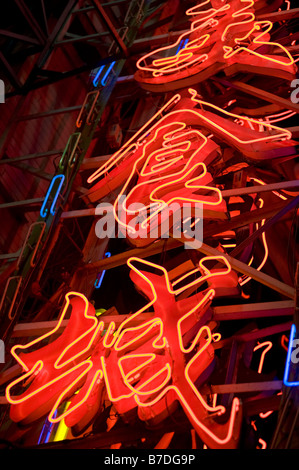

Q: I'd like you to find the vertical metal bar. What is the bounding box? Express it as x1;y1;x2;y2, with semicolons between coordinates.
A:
17;222;46;269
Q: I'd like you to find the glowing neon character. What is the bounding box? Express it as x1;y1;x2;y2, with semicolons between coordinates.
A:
113;256;242;450
283;324;299;387
134;0;296;91
6;256;242;449
86;89;296;204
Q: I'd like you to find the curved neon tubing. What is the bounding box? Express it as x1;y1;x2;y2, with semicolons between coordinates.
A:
239;198;269;286
136;0;295;79
87;94;181;183
283;324;299;386
6;256;239;446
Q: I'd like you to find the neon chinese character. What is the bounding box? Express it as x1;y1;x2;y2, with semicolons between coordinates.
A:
134;0;296;91
6;255;242;449
86;89;296;248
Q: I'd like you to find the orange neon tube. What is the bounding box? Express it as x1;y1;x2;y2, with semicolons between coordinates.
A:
253;341;273;374
135;0;295;80
87;94;181;184
111;118;222;237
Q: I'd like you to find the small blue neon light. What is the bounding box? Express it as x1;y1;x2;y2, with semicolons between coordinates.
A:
94;252;111;289
93;61;116;87
283;324;299;387
176;38;189;55
40;174;65;218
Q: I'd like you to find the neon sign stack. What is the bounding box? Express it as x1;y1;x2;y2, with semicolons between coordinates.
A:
4;0;298;449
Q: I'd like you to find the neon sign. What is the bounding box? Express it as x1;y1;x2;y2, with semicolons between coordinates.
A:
257;438;267;449
7;2;297;447
93;61;116;88
6;255;242;448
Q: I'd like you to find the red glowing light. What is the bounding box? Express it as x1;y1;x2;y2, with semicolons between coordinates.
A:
6;256;242;448
134;0;296;89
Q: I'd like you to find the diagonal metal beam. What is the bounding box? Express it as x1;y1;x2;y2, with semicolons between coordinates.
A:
40;0;49;36
257;7;299;21
8;163;53;181
56;32;111;45
0;52;22;90
211;381;283;394
14;0;47;44
82;238;181;273
14;106;81;122
213;300;294;321
221;181;299;198
195;242;295;299
91;0;129;57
